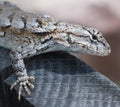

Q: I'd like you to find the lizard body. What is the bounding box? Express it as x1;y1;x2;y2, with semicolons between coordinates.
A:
0;1;111;100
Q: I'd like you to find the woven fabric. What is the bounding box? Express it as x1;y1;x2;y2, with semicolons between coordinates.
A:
5;51;120;107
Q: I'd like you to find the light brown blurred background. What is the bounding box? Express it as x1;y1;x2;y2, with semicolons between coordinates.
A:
1;0;120;86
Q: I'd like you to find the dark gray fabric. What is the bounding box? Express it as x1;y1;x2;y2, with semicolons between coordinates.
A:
0;47;11;107
4;51;120;107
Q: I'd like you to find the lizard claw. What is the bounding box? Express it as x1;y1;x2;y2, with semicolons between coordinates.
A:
10;75;35;100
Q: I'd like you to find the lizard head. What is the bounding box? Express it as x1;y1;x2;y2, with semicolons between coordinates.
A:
55;24;111;56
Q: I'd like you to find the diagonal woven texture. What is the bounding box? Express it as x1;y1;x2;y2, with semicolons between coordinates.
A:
5;51;120;107
0;47;11;107
0;47;11;71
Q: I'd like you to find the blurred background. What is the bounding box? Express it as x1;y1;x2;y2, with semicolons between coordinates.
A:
1;0;120;86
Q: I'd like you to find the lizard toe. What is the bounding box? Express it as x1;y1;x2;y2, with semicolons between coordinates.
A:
11;75;35;100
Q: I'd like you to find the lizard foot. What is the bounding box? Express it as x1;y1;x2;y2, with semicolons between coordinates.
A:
10;74;35;100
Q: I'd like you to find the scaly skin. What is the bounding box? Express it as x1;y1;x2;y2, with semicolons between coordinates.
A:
0;1;111;100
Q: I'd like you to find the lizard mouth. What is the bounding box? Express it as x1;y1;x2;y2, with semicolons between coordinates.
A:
98;39;111;56
98;46;111;56
70;41;111;56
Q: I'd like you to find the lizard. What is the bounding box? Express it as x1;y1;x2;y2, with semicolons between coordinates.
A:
0;1;111;100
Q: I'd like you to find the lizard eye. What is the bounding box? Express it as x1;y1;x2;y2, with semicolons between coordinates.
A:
92;34;98;41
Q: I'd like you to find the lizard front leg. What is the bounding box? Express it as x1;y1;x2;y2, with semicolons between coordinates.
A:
9;50;35;100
